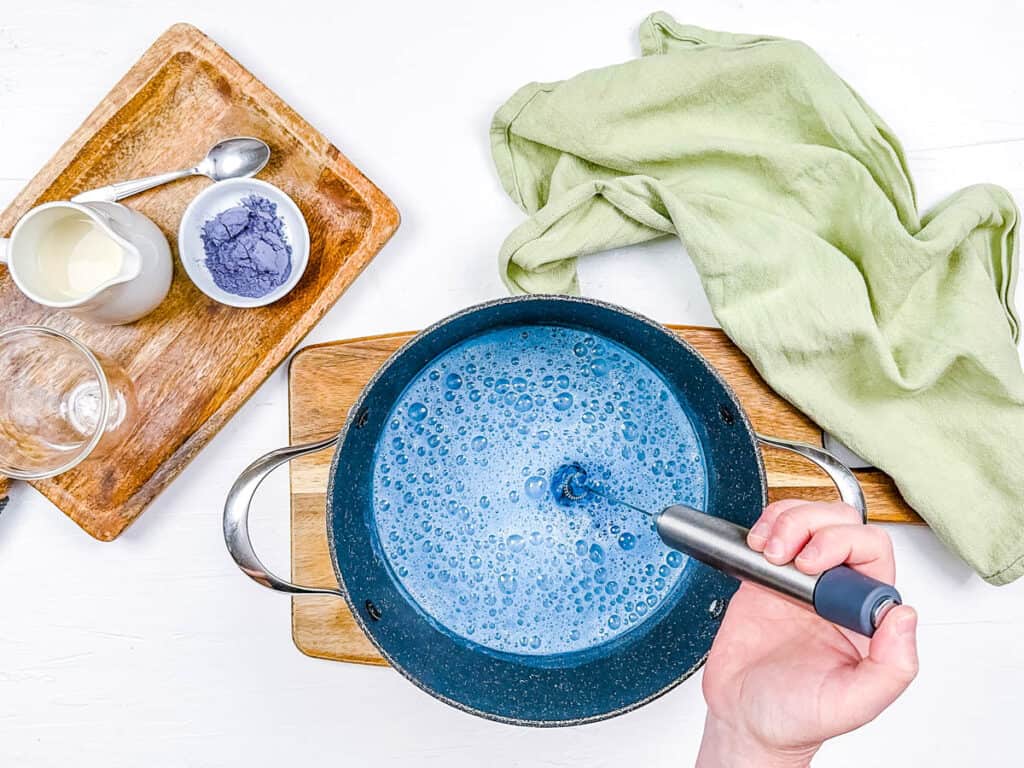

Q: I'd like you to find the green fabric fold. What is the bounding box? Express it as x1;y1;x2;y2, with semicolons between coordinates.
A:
491;12;1024;584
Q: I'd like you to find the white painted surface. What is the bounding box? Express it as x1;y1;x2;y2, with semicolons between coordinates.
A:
0;2;1021;765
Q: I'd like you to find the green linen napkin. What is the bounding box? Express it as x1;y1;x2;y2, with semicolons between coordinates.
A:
491;12;1024;584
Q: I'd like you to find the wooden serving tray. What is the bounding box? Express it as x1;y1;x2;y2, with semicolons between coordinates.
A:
288;327;923;666
0;24;399;539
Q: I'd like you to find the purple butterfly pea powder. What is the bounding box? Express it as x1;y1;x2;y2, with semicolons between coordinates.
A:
200;194;293;299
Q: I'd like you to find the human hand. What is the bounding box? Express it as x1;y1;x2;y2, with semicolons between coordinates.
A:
695;500;918;768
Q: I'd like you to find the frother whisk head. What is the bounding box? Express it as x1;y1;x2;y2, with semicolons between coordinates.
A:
552;462;590;504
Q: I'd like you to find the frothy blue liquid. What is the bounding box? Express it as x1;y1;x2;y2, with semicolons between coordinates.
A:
372;325;706;657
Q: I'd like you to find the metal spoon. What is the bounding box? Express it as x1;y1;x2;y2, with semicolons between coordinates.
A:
71;137;271;203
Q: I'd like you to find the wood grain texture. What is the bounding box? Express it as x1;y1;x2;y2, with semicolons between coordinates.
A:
288;326;923;665
0;24;399;540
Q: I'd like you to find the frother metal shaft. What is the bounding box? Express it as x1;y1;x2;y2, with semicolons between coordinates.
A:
657;504;818;602
656;504;901;636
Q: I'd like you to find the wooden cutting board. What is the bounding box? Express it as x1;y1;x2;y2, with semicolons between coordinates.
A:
0;24;399;539
288;327;923;666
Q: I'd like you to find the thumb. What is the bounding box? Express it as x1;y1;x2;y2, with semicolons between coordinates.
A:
833;606;919;731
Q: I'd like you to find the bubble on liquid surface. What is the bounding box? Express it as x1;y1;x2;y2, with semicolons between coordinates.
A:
552;392;573;411
524;476;546;500
514;394;533;413
372;325;703;657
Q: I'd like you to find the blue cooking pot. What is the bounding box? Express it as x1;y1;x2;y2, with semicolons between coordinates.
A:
224;296;865;726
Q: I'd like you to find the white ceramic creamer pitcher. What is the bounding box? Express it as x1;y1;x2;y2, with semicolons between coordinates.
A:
0;200;172;325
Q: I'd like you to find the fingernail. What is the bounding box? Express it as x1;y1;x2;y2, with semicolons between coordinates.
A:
764;538;783;558
749;521;770;541
796;544;819;563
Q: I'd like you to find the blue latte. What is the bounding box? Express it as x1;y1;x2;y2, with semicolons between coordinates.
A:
371;325;706;657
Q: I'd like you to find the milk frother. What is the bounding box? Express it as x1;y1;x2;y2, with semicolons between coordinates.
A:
654;504;901;636
556;460;901;638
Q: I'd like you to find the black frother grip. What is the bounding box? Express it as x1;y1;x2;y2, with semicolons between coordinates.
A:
813;566;901;637
655;505;901;637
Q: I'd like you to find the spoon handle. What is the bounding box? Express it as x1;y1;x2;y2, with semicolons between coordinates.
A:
71;167;197;203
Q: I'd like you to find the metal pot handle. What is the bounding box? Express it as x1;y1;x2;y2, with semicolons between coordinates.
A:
756;434;867;523
224;435;343;596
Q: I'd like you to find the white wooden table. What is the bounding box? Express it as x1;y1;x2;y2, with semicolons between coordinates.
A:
1;2;1021;765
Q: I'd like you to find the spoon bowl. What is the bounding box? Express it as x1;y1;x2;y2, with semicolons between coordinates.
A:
196;137;271;182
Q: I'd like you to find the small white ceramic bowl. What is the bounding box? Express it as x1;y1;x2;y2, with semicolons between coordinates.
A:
178;178;309;308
